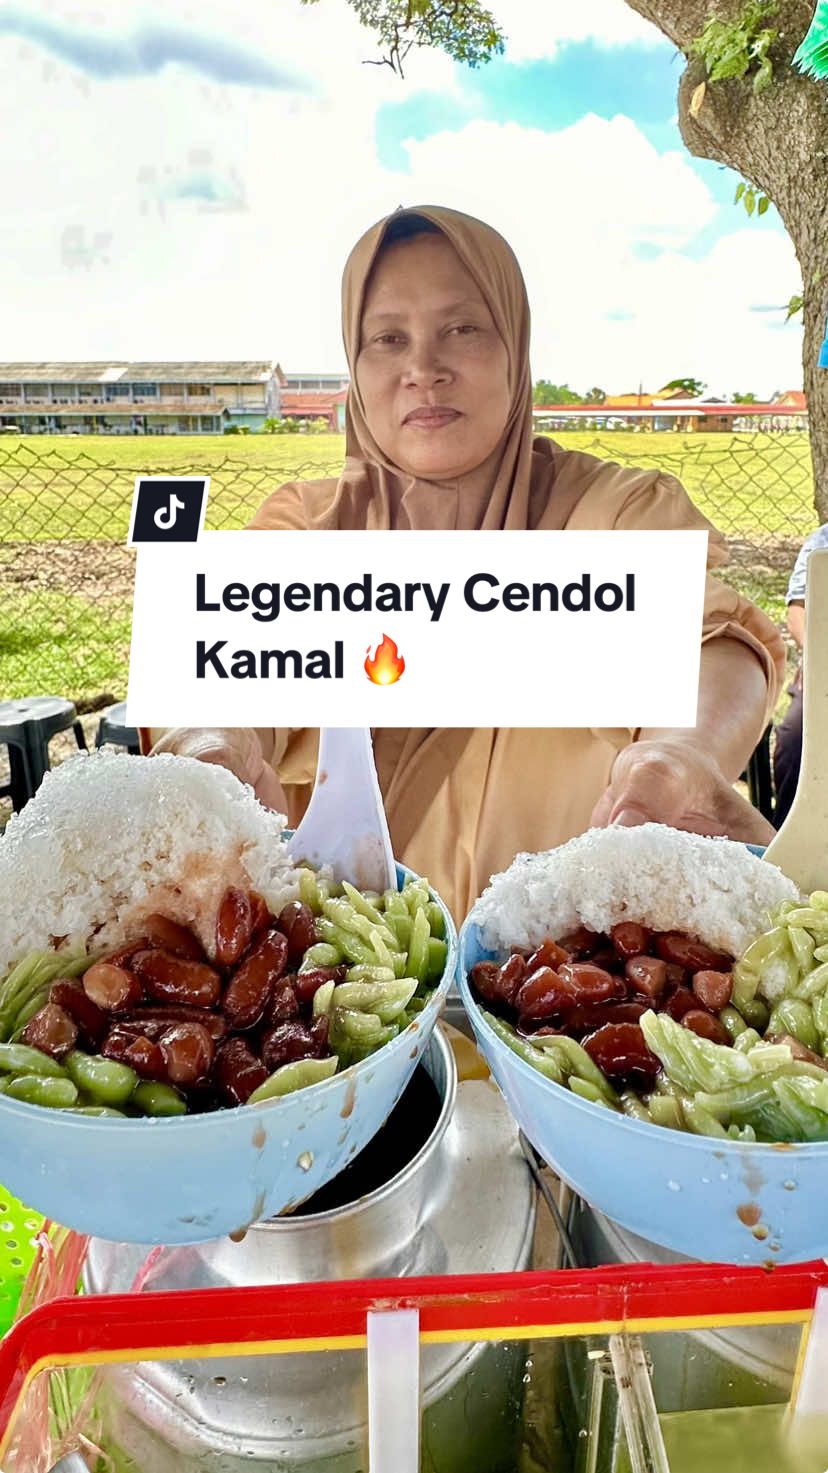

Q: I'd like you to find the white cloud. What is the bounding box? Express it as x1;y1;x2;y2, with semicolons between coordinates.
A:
487;0;664;62
0;1;803;396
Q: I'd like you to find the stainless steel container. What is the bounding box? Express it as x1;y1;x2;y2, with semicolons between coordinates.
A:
560;1198;801;1473
85;1026;536;1473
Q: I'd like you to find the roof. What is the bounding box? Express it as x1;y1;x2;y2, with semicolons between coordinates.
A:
284;372;350;382
0;361;283;384
773;390;807;409
280;392;339;415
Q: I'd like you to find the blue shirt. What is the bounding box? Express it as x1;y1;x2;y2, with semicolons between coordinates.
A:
786;524;828;603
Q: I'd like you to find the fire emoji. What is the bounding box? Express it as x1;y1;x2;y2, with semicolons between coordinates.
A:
365;634;405;686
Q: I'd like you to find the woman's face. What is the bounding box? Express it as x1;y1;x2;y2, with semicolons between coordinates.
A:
356;232;511;481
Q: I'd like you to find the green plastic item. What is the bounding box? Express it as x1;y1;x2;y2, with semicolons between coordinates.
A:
0;1185;43;1337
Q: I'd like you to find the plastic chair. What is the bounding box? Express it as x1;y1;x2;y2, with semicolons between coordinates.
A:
94;701;140;754
0;698;87;812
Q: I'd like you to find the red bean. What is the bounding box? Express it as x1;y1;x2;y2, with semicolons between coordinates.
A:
562;1000;648;1033
590;948;623;973
611;922;652;960
681;1009;731;1046
111;1017;168;1042
264;979;301;1025
21;1003;78;1060
249;891;272;942
310;1014;330;1053
469;962;501;1005
557;927;604;960
261;1021;323;1073
141;915;205;962
582;1022;660;1086
515;967;571;1021
472;954;527;1008
83;961;144;1012
293;966;346;1007
102;939;149;968
160;1023;215;1087
277;901;318;967
557;963;626;1005
224;931;289;1029
692;970;733;1013
495;954;528;1004
525;939;570;974
216;1038;268;1106
663;987;700;1023
625;956;668;1002
654;934;732;973
50;980;108;1046
215;888;254;969
102;1028;167;1079
664;963;688;989
131;950;222;1008
122;1005;227;1042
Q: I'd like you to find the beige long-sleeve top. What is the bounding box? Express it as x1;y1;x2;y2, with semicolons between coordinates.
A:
245;443;785;924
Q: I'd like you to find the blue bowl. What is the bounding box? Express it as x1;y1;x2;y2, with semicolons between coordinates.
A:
0;862;456;1245
457;857;828;1266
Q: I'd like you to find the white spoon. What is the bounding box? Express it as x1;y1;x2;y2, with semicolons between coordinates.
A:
287;727;397;893
763;548;828;892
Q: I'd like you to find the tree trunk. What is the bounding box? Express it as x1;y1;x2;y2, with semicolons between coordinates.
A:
624;0;828;519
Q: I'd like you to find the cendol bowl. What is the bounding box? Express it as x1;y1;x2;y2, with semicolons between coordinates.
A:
0;862;456;1246
457;847;828;1267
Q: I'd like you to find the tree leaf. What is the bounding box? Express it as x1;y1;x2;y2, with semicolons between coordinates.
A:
753;58;774;92
710;49;750;81
734;181;746;203
786;294;804;321
757;194;770;215
744;188;756;216
690;81;707;118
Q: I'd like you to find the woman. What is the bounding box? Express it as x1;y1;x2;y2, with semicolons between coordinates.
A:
154;205;785;922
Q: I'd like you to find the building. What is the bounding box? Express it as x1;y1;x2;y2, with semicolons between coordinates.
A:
283;372;349;393
533;390;808;434
278;373;349;432
0;361;285;435
279;388;348;432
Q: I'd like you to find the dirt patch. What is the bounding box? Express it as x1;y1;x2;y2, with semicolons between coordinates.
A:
0;540;135;602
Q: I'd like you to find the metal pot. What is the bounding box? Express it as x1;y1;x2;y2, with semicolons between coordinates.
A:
85;1026;536;1473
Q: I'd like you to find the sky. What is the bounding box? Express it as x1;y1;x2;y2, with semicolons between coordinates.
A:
0;0;805;398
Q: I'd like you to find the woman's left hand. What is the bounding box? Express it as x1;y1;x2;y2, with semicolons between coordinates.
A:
589;737;775;846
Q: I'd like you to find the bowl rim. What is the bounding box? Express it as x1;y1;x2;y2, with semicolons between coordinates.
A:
0;861;457;1133
455;916;824;1159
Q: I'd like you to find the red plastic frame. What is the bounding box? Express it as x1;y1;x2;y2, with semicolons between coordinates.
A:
1;1260;828;1453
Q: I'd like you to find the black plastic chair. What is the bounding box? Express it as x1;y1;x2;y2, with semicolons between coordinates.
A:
94;701;140;754
0;697;87;812
743;725;775;825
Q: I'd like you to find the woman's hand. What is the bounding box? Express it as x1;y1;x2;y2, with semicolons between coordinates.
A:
149;728;287;810
589;737;775;846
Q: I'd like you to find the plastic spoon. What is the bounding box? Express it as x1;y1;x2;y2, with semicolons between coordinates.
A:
287;727;396;893
763;548;828;892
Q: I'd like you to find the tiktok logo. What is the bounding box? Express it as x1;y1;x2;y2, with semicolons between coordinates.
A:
154;493;186;530
128;477;209;545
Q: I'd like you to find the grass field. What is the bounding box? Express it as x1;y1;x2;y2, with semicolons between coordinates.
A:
0;430;815;704
0;430;817;543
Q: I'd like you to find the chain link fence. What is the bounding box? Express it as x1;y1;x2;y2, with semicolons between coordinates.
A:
0;431;818;707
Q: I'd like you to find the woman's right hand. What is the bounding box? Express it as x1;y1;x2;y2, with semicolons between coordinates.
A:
149;728;287;810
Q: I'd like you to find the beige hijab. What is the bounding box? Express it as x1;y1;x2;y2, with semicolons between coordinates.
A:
250;205;600;842
262;203;598;534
